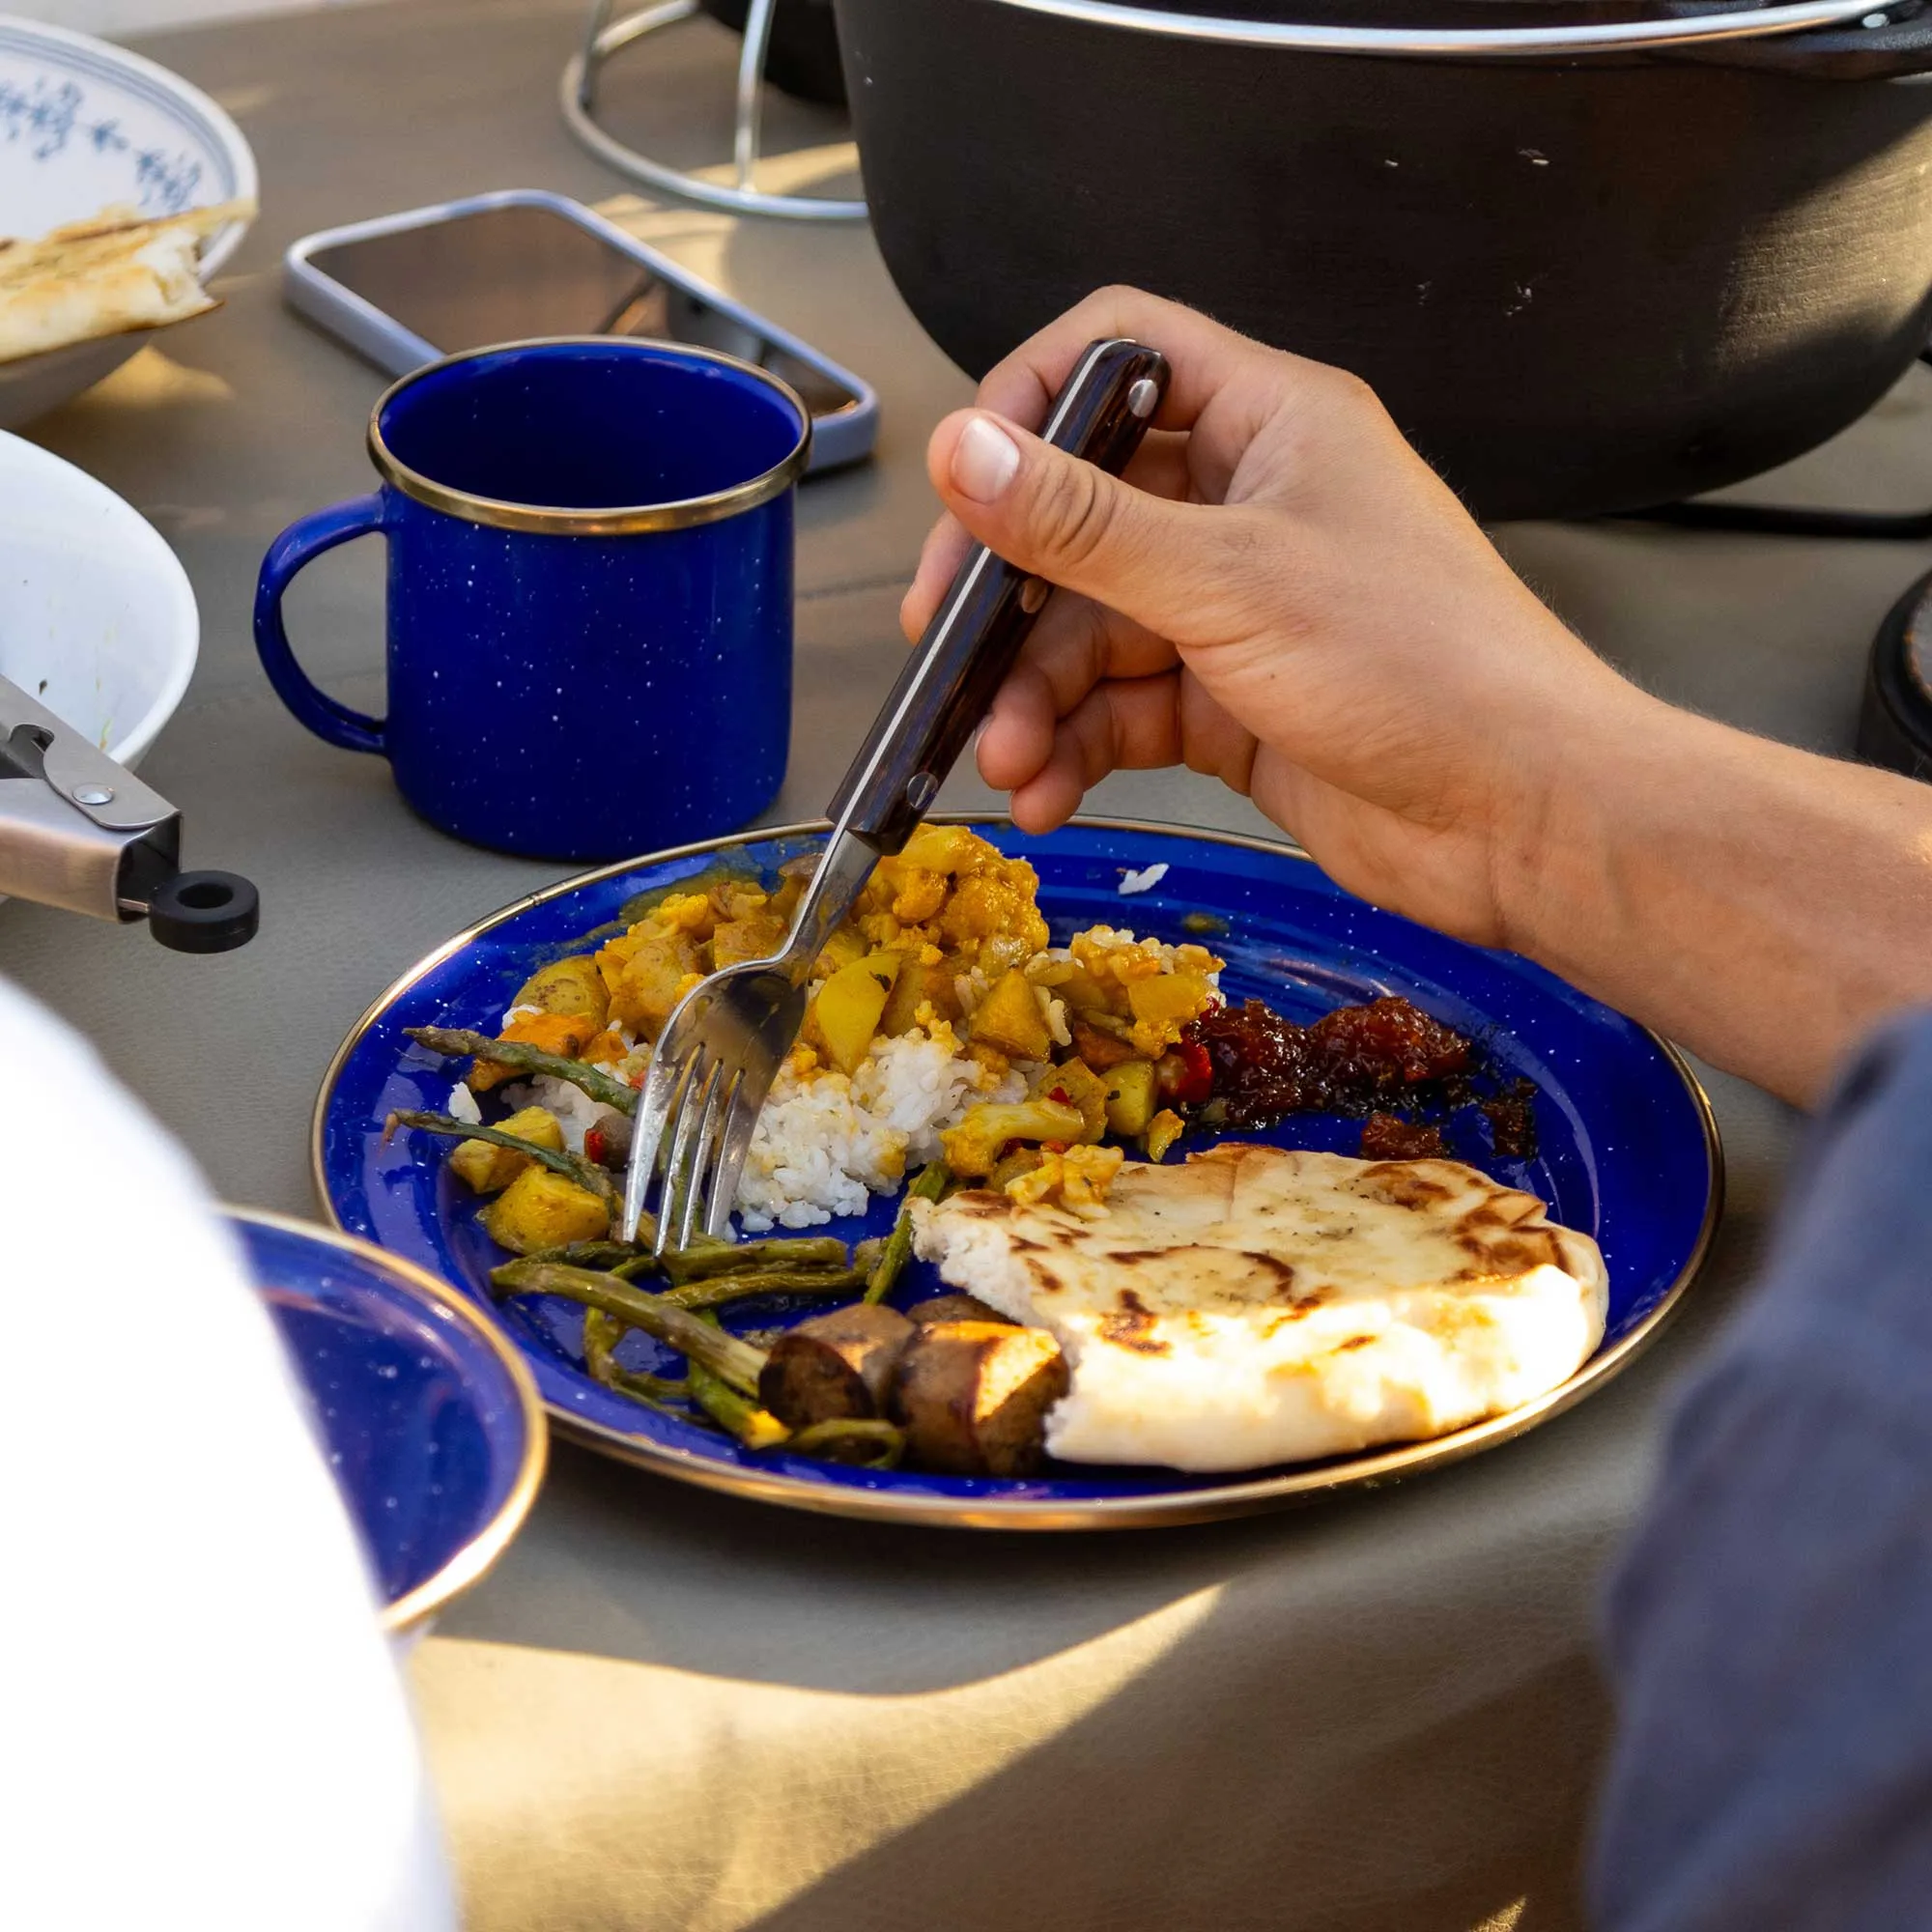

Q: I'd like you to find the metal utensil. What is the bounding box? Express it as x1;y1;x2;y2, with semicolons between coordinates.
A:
620;335;1170;1249
0;671;258;951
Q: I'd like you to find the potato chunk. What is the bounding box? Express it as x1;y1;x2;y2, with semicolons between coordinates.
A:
1101;1059;1158;1138
482;1166;611;1254
449;1105;563;1195
610;928;701;1037
879;954;961;1038
511;955;609;1025
970;967;1051;1061
709;912;786;969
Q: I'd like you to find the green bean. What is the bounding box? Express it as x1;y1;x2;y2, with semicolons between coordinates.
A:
405;1025;639;1115
659;1236;848;1283
384;1110;614;1202
685;1360;789;1450
492;1261;766;1395
533;1239;654;1275
864;1160;950;1304
582;1307;624;1384
580;1307;698;1423
787;1419;905;1469
660;1267;866;1310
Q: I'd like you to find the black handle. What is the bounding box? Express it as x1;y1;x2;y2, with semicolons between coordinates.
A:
825;337;1170;854
148;870;260;953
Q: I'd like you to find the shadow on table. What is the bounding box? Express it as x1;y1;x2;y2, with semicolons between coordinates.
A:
736;1640;1606;1932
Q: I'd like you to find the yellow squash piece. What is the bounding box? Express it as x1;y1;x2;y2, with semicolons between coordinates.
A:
1145;1108;1184;1162
810;952;901;1075
449;1106;564;1195
1101;1059;1159;1138
969;967;1052;1062
1126;969;1215;1054
483;1166;611;1255
810;925;869;980
510;954;608;1025
1126;969;1213;1031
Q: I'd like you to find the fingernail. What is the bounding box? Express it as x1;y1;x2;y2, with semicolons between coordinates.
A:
952;415;1021;503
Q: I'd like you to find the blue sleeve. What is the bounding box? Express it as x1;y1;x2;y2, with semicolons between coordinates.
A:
1590;1012;1932;1932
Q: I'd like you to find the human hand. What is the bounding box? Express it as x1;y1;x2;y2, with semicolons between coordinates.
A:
902;287;1647;952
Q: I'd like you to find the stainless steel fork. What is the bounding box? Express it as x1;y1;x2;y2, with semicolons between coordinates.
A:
620;336;1171;1251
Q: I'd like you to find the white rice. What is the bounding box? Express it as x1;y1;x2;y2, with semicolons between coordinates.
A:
504;1071;622;1155
735;1030;1027;1232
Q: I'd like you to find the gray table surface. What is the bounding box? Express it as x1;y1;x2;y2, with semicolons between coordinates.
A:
8;2;1925;1926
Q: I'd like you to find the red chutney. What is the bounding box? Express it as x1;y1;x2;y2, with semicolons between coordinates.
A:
1359;1113;1448;1160
1184;995;1474;1129
1480;1079;1541;1159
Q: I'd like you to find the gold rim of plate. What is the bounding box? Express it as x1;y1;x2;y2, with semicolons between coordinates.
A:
309;813;1724;1532
227;1205;549;1624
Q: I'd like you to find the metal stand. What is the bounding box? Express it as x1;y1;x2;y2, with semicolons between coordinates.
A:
561;0;867;221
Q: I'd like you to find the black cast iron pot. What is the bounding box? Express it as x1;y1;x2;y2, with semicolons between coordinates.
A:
832;0;1932;520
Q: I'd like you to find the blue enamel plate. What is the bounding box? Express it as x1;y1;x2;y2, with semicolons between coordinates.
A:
231;1208;547;1623
313;817;1720;1529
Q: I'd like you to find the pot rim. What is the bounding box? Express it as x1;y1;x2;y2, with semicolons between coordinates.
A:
973;0;1885;57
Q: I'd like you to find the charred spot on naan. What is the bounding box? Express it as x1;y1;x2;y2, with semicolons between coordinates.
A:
1358;1163;1460;1209
1096;1289;1171;1355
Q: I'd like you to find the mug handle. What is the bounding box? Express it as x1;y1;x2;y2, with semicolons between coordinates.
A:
253;494;389;755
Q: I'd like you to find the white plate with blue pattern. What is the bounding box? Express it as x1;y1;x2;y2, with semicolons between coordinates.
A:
0;14;256;425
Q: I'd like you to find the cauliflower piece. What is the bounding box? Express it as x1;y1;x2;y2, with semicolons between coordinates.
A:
1006;1145;1125;1217
940;1096;1086;1178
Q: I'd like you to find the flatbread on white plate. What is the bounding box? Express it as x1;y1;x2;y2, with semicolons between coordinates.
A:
910;1143;1608;1472
0;199;252;366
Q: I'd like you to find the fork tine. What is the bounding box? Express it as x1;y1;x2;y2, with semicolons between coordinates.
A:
657;1054;721;1257
680;1059;738;1252
622;1038;695;1245
702;1071;765;1240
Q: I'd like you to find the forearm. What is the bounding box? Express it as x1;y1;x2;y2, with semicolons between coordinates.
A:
1505;693;1932;1105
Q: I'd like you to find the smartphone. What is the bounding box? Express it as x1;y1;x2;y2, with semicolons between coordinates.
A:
283;190;878;473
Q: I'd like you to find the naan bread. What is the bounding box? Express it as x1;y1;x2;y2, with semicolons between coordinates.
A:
0;199;251;365
909;1144;1607;1472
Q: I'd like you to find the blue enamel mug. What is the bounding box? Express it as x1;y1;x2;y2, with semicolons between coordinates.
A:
254;338;810;860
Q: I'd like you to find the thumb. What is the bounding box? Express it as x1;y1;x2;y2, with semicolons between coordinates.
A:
928;409;1251;646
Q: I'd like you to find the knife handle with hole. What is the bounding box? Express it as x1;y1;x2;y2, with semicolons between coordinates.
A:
824;337;1170;856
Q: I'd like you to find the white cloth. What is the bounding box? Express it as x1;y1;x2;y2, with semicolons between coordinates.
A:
0;978;455;1931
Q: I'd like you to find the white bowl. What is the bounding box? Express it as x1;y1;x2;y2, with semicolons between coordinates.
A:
0;429;196;768
0;15;257;428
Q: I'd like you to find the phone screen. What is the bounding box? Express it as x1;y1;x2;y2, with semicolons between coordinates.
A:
305;203;861;419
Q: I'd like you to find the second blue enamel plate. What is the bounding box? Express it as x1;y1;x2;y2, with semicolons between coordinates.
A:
313;817;1720;1528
